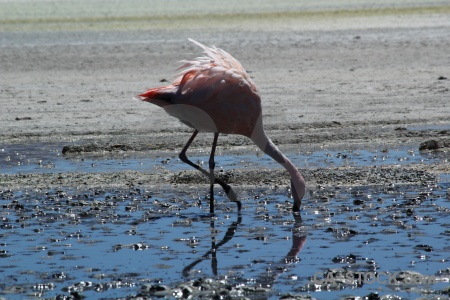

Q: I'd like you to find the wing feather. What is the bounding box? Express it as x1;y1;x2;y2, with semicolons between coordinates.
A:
170;39;258;94
138;39;259;111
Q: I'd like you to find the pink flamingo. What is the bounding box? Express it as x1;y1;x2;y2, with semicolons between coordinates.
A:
136;39;305;213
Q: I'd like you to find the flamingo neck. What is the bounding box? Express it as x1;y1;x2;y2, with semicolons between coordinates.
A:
250;123;305;210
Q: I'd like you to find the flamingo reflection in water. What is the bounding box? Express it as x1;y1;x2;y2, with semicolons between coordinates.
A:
182;214;307;288
136;39;306;213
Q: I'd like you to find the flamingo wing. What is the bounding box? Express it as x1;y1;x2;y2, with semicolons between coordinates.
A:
175;39;258;94
137;39;262;136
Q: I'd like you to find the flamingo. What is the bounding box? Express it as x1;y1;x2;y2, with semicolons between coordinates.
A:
136;39;305;213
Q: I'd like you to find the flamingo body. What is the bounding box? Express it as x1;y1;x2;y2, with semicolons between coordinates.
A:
137;39;305;212
137;40;261;137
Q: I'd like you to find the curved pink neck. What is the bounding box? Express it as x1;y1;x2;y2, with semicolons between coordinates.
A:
250;122;305;210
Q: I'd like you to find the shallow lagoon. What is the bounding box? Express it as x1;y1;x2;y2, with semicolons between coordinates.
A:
0;141;448;174
0;144;449;299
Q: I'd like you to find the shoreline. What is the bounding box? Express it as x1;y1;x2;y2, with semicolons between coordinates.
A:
1;1;449;192
1;160;447;191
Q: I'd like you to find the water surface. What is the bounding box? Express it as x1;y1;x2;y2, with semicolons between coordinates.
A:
0;182;449;299
0;143;449;299
1;141;448;174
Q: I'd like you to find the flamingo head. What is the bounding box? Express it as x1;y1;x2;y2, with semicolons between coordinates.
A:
290;176;305;212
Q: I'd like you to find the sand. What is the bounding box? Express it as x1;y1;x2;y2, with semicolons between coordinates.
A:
1;0;449;189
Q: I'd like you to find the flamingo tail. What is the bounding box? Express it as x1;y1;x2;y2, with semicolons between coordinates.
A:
138;86;175;101
135;86;177;107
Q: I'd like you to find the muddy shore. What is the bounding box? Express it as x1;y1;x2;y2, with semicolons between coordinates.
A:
1;1;449;191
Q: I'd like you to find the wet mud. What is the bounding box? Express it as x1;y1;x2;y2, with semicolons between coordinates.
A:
1;140;450;299
1;178;449;299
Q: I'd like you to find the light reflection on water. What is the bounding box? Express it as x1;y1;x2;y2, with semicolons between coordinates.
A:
0;142;449;298
0;182;449;299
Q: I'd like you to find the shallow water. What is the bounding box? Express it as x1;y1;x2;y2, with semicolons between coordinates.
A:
0;142;448;175
1;143;450;299
0;182;449;299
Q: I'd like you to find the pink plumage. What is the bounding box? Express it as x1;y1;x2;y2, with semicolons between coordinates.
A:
137;39;305;213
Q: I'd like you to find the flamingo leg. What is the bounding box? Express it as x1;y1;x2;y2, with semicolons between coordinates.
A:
179;130;241;212
208;133;219;213
179;130;199;169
